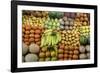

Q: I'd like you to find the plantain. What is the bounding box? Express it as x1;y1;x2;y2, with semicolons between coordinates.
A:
40;36;45;47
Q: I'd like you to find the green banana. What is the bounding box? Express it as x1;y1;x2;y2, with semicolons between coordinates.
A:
44;29;52;34
40;36;45;47
53;35;58;45
48;36;51;46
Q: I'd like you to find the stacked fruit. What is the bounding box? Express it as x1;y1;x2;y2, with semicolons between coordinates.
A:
59;17;75;30
39;46;58;61
48;11;64;19
22;15;46;27
22;43;40;62
58;28;80;60
79;45;90;59
79;26;90;45
44;18;60;29
22;24;43;45
60;28;80;47
23;11;48;18
64;12;76;19
75;13;90;26
58;43;79;60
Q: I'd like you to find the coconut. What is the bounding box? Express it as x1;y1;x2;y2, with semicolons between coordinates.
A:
25;54;38;62
22;43;29;55
29;43;40;53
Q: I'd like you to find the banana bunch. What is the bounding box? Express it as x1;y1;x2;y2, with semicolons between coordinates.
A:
41;29;61;47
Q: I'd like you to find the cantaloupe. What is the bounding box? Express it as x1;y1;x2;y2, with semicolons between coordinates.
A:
29;43;40;53
79;54;87;59
25;54;38;62
79;46;86;53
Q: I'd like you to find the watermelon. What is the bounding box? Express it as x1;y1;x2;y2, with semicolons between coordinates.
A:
80;36;88;45
49;11;64;18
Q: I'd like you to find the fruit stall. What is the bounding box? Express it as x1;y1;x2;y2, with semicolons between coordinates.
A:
22;11;90;62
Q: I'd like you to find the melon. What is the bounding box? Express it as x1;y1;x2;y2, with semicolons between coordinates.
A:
25;54;38;62
79;46;86;53
29;43;40;53
80;36;88;45
49;12;63;18
79;54;87;59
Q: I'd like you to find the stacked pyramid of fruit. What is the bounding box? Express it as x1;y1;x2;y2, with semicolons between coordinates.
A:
75;13;90;59
22;11;90;62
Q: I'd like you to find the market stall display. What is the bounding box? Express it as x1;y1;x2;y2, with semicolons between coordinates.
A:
22;11;90;62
